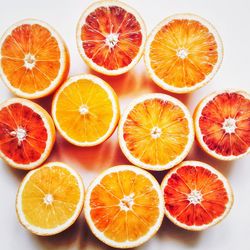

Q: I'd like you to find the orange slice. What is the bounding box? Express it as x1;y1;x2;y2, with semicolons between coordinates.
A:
52;74;119;146
84;165;164;248
194;90;250;160
16;162;84;235
145;14;223;93
118;94;194;170
0;19;69;99
161;161;234;231
76;0;146;75
0;98;55;170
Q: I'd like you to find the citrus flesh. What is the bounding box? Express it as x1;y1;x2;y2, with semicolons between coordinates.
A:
52;74;119;146
161;161;233;231
0;19;69;98
118;94;194;170
145;14;223;93
194;90;250;160
16;162;84;235
0;98;55;169
77;0;146;75
84;165;164;248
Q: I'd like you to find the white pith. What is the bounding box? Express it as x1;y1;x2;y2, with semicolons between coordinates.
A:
188;190;202;204
76;0;147;76
151;126;162;139
223;118;236;133
194;89;250;161
43;194;54;205
161;161;234;231
79;104;89;115
10;127;27;145
84;165;164;248
118;93;194;171
0;19;68;99
144;13;223;93
0;98;55;169
119;193;134;211
105;33;119;49
176;48;188;59
16;162;85;236
52;74;119;147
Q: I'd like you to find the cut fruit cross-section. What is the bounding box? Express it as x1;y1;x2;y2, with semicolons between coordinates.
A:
52;74;120;146
118;93;194;170
0;19;69;99
145;14;223;93
161;161;234;231
76;0;146;75
194;90;250;160
84;165;164;248
0;98;55;170
16;162;84;235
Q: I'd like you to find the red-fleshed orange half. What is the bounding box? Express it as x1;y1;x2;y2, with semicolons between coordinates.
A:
0;98;55;169
76;0;146;75
161;161;234;231
194;90;250;160
0;19;69;99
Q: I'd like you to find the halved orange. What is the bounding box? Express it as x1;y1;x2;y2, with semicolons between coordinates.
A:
145;14;223;93
0;98;55;170
76;0;146;75
194;90;250;160
16;162;84;235
118;94;194;170
161;161;234;231
84;165;164;248
0;19;69;99
52;74;119;146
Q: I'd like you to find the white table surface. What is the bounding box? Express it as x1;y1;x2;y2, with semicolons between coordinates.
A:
0;0;249;249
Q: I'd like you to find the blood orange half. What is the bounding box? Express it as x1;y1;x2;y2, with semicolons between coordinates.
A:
144;14;223;93
161;161;234;231
194;90;250;160
0;98;55;169
0;19;69;99
76;0;146;75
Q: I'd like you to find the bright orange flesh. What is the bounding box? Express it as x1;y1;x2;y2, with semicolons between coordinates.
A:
80;5;142;70
89;170;160;242
122;98;189;166
0;102;49;165
21;165;81;229
163;164;229;227
54;78;116;143
1;23;64;94
149;18;218;88
198;92;250;157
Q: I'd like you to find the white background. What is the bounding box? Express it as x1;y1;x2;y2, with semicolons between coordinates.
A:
0;0;249;249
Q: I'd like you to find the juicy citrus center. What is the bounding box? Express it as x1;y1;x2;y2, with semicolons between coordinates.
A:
105;33;119;49
43;194;54;205
223;118;236;133
176;48;188;59
188;190;202;204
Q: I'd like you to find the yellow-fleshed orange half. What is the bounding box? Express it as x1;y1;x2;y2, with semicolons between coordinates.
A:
145;14;223;93
118;94;194;170
52;74;119;146
161;161;234;231
76;0;146;75
194;90;250;160
16;162;84;235
84;165;164;248
0;98;55;170
0;19;69;99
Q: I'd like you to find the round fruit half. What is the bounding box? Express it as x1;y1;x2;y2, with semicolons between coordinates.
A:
52;74;119;146
145;14;223;93
0;19;69;99
76;0;146;75
84;165;164;248
194;90;250;160
16;162;84;235
0;98;55;170
118;93;194;170
161;161;234;231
